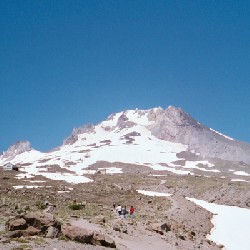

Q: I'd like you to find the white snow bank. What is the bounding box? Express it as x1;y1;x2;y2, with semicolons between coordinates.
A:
185;161;214;168
15;173;34;179
39;172;93;184
98;167;123;174
15;168;93;184
25;180;46;183
137;190;172;197
231;179;249;183
149;174;169;177
233;171;250;176
125;110;154;126
184;161;220;173
81;169;97;174
13;185;50;189
187;198;250;250
152;163;191;175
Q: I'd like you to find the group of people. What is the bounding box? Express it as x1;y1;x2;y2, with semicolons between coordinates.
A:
113;203;135;219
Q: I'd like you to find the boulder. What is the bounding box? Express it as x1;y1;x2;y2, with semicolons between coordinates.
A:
120;225;128;233
46;226;59;238
112;219;127;233
44;205;55;213
113;219;122;231
92;232;116;248
7;218;27;231
23;212;61;233
89;215;105;225
7;226;40;238
7;230;24;238
63;225;94;243
6;212;61;238
25;226;41;236
146;223;171;235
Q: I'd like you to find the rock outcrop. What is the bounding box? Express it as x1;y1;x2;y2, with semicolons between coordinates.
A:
63;225;94;243
63;224;116;248
6;211;61;238
148;106;250;164
1;141;32;161
63;124;95;145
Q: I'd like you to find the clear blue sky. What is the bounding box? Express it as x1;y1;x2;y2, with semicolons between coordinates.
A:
1;0;250;152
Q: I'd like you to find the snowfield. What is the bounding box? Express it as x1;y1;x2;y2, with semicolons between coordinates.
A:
137;190;250;250
187;198;250;250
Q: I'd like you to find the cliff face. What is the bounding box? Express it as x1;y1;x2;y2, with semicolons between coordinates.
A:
148;106;250;163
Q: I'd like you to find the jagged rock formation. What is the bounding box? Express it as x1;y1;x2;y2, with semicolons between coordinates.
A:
1;141;32;161
63;124;95;145
147;106;250;163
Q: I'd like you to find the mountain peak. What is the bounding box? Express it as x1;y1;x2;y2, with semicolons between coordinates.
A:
1;141;32;160
167;105;184;113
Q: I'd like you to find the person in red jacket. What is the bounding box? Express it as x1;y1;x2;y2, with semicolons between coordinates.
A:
129;206;135;218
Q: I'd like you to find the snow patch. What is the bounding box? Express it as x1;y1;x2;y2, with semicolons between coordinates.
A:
15;173;34;179
187;198;250;250
231;179;249;182
137;190;172;197
98;167;123;174
38;172;93;184
125;110;154;126
184;161;219;173
13;185;50;189
233;171;249;176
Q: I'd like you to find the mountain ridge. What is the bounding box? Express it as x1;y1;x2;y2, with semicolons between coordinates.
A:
1;106;250;166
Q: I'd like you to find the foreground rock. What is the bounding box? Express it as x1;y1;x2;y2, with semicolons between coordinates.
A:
112;219;127;233
7;218;27;231
89;215;106;225
146;222;171;235
63;224;116;248
63;225;94;243
6;212;61;238
92;233;116;248
23;211;61;233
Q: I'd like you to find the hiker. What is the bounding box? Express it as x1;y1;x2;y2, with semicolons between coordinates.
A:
129;206;135;218
122;206;127;219
113;202;116;209
116;204;122;216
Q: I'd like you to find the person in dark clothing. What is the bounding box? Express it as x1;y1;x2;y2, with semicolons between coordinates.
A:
122;206;127;219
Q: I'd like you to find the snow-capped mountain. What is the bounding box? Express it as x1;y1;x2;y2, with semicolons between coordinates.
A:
1;106;250;183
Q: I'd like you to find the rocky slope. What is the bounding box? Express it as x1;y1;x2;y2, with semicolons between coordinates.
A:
149;106;250;163
2;167;248;250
